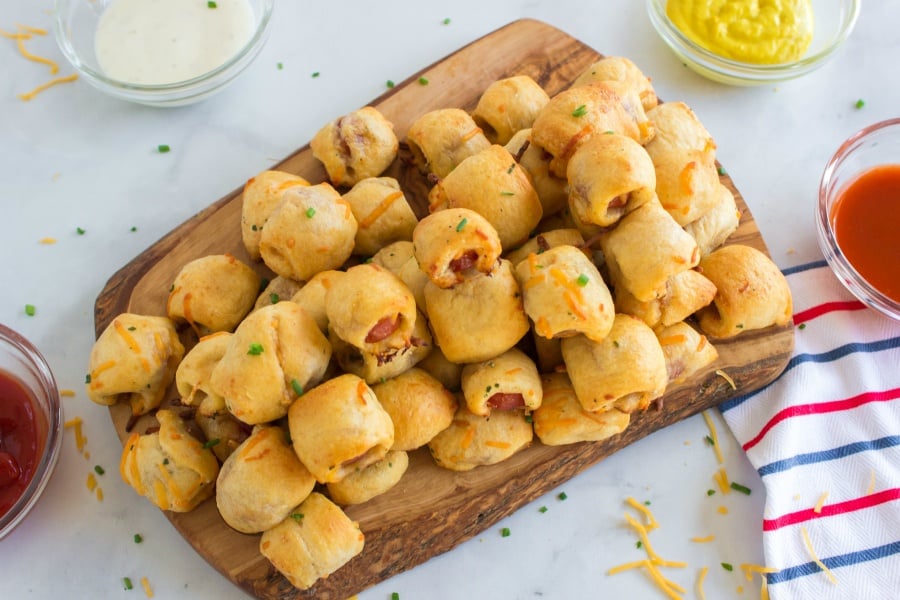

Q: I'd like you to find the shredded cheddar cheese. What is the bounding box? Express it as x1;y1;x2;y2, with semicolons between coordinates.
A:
697;566;709;600
359;190;404;228
626;497;659;531
702;410;724;465
813;491;829;514
86;472;97;492
867;470;876;495
717;505;729;515
64;416;88;453
690;535;715;543
800;526;838;585
713;467;731;494
141;576;154;598
59;388;76;397
18;73;78;101
39;237;57;244
715;369;737;390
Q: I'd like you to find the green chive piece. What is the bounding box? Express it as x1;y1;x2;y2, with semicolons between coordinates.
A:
386;80;395;88
130;226;137;232
85;374;92;384
855;98;865;109
291;512;304;521
455;217;468;232
707;489;716;496
207;1;217;7
558;492;568;501
311;71;320;78
247;343;264;355
162;458;169;465
571;104;588;117
202;438;221;449
500;527;511;537
721;562;734;572
269;293;280;304
76;227;86;235
277;62;283;70
799;323;807;330
705;435;715;446
127;326;136;331
730;481;752;495
539;506;548;513
418;76;429;85
291;379;304;396
157;144;170;153
123;577;133;590
524;414;533;423
94;465;105;476
442;17;451;25
305;207;316;218
507;163;516;174
133;533;143;544
636;540;643;549
391;593;400;600
24;304;36;316
576;273;589;287
717;165;727;176
500;191;515;196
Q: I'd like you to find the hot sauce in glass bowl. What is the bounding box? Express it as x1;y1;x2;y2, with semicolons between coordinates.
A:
0;370;44;514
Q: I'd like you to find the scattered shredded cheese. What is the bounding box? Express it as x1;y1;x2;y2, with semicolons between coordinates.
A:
690;535;715;543
715;369;737;390
813;491;829;514
64;416;88;454
96;487;104;502
626;497;659;531
713;467;731;494
141;576;154;598
717;505;729;515
867;470;876;495
697;566;708;600
59;388;76;397
39;237;57;244
800;526;838;585
702;410;724;465
86;472;97;492
18;73;79;101
609;511;688;599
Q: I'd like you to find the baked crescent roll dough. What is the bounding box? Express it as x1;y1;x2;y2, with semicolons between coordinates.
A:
412;207;502;289
371;241;430;313
560;314;668;414
259;492;365;591
253;275;303;312
241;170;310;261
683;183;742;258
427;144;543;250
342;177;417;256
166;254;260;335
216;426;316;534
460;348;542;416
566;133;656;227
119;409;219;512
371;367;458;451
310;106;399;188
427;403;533;471
288;373;394;484
572;56;658;112
531;82;646;178
656;321;719;385
209;302;332;425
289;270;346;335
175;331;231;412
504;228;586;267
407;108;491;179
505;128;569;217
258;183;358;282
599;199;700;302
416;344;464;392
514;245;615;342
325;450;409;506
532;372;630;446
471;75;550;145
424;259;530;364
614;268;717;329
86;313;184;416
696;244;793;338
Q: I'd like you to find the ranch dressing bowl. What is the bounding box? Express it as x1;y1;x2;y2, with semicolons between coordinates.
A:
54;0;274;107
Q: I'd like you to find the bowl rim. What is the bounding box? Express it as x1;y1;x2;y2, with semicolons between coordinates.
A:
647;0;861;79
52;0;274;94
816;117;900;321
0;324;64;539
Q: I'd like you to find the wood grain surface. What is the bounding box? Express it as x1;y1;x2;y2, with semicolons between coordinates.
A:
93;19;795;600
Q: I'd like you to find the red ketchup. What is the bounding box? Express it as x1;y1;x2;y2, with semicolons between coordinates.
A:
0;370;43;516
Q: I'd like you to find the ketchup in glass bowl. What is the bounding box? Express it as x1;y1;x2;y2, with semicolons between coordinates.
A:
0;324;63;539
817;118;900;321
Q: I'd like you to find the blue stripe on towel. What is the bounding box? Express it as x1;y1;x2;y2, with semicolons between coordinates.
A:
757;436;900;477
768;540;900;584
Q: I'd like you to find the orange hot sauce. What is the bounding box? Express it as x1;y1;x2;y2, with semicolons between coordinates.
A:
830;164;900;302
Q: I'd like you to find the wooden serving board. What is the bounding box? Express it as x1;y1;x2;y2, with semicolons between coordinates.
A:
94;18;794;600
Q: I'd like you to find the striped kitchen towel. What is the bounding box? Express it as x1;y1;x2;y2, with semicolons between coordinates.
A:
719;259;900;600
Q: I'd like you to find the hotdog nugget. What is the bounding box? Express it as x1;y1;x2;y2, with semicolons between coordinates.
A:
412;208;502;289
241;170;310;261
428;403;533;471
514;245;614;342
372;368;457;451
683;183;741;257
572;56;658;112
288;374;394;484
471;75;550;145
532;372;630;446
343;177;417;256
505;128;568;217
326;450;409;506
614;269;717;329
460;348;542;416
289;270;346;335
656;321;719;385
504;228;586;267
310;106;398;188
407;108;491;179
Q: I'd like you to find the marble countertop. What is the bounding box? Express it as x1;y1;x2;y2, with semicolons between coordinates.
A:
2;1;896;598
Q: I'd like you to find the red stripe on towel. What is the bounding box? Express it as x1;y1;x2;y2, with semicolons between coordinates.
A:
794;300;867;325
763;488;900;531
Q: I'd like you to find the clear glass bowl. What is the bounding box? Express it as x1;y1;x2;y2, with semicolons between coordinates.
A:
0;324;63;540
817;118;900;321
53;0;274;107
646;0;860;86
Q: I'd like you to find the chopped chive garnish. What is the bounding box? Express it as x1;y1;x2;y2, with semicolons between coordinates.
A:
717;165;727;176
721;562;734;572
202;438;220;449
524;414;533;423
576;273;589;287
270;293;280;304
799;323;807;330
123;577;133;590
130;226;137;232
538;506;548;513
500;527;511;537
730;481;752;495
418;76;429;85
507;163;516;174
207;1;217;7
157;144;170;153
311;71;320;78
247;343;264;355
76;227;86;235
162;458;169;465
133;533;143;543
636;540;643;549
24;304;36;316
455;217;468;232
94;465;105;475
291;512;304;521
571;104;588;117
442;17;451;25
386;80;395;88
707;489;716;496
277;62;283;70
558;492;568;501
291;379;304;396
855;98;865;109
85;374;91;384
705;435;715;446
305;207;316;218
500;191;515;196
128;326;136;331
391;593;400;600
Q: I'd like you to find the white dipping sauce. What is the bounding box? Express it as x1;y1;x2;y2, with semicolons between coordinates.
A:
95;0;255;85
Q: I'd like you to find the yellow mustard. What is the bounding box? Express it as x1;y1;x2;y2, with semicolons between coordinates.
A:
666;0;815;64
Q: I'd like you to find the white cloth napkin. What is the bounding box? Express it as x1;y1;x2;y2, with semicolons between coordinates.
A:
719;259;900;600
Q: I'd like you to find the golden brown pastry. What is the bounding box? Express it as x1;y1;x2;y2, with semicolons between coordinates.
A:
258;183;358;282
325;450;409;506
566;133;657;227
644;101;720;226
86;313;184;416
175;331;231;412
342;177;417;256
532;372;630;446
259;492;365;591
119;409;219;512
194;407;248;463
310;106;399;188
599;199;700;302
427;144;543;250
371;241;430;313
560;314;668;414
289;270;346;335
683;183;742;257
531;330;564;373
530;82;647;178
412;207;502;289
696;244;793;338
424;259;530;364
505;128;569;217
503;228;587;267
427;403;533;471
460;348;542;416
572;56;658;112
514;245;615;342
166;254;260;335
371;367;457;451
241;170;310;261
288;374;394;483
209;302;332;425
216;426;316;534
471;75;550;145
416;344;464;392
614;268;717;329
325;263;417;361
656;321;719;385
407;108;491;179
253;275;303;311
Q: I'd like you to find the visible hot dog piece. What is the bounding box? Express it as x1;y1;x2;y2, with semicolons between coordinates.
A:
449;250;479;273
365;315;400;343
459;348;542;416
486;392;525;411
